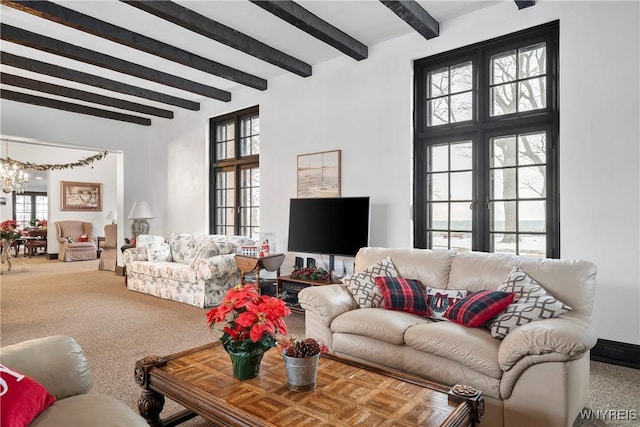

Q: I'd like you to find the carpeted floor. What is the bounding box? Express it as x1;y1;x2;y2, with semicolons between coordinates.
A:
1;256;638;426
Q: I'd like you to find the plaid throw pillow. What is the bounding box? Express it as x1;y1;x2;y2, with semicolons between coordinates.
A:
375;277;429;316
444;290;515;327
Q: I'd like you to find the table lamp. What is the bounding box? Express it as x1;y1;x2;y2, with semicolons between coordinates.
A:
106;210;116;224
128;201;154;239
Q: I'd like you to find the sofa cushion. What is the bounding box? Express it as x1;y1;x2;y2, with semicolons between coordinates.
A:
331;308;430;345
0;364;56;427
444;290;515;327
30;393;148;427
375;277;429;316
147;242;172;262
488;266;572;339
129;261;197;283
355;247;455;289
426;287;467;321
342;256;398;308
189;241;220;268
167;233;206;265
404;321;503;379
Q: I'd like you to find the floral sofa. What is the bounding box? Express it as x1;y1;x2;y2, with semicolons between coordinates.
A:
123;233;255;308
299;247;597;427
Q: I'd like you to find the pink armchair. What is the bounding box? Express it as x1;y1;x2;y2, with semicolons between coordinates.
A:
55;221;97;262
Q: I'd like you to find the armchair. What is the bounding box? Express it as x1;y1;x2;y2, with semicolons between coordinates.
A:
55;221;97;262
99;224;117;271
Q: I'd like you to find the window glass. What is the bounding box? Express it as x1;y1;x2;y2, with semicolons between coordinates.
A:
415;23;558;258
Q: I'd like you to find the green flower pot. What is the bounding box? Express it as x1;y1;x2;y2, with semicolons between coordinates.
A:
227;348;265;380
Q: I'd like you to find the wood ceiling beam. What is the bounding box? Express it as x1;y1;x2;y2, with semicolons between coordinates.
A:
3;0;266;91
121;0;312;78
515;1;536;10
0;24;231;101
249;0;368;61
1;52;199;111
379;0;439;40
1;72;173;119
1;89;151;126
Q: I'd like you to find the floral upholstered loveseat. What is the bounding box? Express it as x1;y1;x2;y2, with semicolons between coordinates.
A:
123;233;255;308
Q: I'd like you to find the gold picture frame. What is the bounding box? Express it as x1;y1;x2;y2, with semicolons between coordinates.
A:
60;181;103;211
297;150;341;198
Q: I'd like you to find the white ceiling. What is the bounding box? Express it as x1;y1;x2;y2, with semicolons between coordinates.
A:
0;0;504;122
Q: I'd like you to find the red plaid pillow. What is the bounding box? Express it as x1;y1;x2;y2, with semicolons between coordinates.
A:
0;364;56;427
444;290;515;327
374;277;429;316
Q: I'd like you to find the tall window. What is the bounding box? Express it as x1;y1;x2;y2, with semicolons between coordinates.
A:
13;192;48;228
414;22;559;258
210;106;260;239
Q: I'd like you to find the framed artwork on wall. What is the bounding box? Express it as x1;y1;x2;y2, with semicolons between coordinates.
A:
297;150;341;198
60;181;102;211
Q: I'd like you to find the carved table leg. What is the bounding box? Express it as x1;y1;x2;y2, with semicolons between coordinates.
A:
448;384;485;426
135;355;167;427
138;389;165;427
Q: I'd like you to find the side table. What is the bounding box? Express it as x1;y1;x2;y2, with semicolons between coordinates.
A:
234;253;285;294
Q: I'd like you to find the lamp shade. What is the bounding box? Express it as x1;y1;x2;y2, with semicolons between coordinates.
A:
128;201;154;219
105;211;116;221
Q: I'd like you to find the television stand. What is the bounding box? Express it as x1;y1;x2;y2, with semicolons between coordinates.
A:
276;275;342;314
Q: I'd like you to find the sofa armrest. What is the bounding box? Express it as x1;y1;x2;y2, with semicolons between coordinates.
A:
298;284;358;327
498;312;597;371
0;335;92;400
123;247;147;266
196;253;238;281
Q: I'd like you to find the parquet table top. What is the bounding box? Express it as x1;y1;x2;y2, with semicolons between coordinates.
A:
135;342;481;427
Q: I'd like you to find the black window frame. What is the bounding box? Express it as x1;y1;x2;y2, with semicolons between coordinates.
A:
414;21;559;258
12;191;48;229
209;105;260;237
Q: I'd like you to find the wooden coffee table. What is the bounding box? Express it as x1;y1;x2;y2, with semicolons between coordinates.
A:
135;342;484;427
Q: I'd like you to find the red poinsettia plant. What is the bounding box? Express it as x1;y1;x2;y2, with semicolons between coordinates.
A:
0;219;21;240
206;284;291;354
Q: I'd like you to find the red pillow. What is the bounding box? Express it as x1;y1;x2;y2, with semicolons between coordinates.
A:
0;364;56;427
443;290;515;327
374;277;429;316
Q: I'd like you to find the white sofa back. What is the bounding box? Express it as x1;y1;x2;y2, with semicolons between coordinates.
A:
355;247;597;316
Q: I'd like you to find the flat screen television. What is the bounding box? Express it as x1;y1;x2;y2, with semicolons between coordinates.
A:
287;197;370;272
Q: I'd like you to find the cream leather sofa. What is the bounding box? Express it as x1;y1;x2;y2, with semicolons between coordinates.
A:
299;247;597;427
0;335;147;427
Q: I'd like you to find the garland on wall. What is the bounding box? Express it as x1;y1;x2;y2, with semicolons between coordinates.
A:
0;150;109;171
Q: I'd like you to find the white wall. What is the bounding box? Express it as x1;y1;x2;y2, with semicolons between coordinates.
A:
148;1;640;345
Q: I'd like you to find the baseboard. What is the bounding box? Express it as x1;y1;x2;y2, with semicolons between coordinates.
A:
47;253;58;260
591;339;640;369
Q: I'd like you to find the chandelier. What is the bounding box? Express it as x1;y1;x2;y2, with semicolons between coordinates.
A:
1;142;29;194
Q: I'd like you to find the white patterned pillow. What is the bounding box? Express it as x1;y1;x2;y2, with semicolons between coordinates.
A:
342;257;398;308
147;242;172;262
489;266;571;339
426;287;467;321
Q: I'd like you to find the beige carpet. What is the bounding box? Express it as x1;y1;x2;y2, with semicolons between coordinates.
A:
1;256;638;426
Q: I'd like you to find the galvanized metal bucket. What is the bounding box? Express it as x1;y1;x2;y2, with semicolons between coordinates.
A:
282;352;320;391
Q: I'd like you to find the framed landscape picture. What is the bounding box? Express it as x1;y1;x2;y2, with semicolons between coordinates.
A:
297;150;341;198
60;181;102;211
